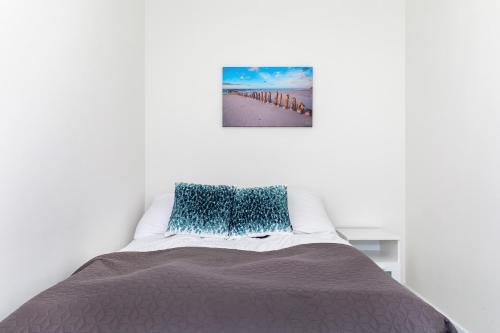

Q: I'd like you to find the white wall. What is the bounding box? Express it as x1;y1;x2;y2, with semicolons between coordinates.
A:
0;0;145;320
146;0;406;252
406;0;500;332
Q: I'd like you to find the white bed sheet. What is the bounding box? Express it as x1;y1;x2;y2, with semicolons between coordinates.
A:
121;232;350;253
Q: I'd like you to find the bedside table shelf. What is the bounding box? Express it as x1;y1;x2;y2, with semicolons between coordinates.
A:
337;227;402;282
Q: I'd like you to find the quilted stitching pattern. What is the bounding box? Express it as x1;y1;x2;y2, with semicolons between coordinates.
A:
0;244;457;333
230;185;292;236
167;183;236;236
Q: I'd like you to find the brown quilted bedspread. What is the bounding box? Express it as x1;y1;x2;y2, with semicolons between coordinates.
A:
0;243;457;333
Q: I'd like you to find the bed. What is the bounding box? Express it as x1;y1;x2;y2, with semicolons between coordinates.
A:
0;186;458;333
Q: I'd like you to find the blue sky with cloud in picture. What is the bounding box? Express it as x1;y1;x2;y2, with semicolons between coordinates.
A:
223;67;313;90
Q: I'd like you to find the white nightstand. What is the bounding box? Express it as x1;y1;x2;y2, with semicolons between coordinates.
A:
336;227;401;283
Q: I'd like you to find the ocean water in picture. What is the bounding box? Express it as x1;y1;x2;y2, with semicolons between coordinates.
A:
222;67;313;127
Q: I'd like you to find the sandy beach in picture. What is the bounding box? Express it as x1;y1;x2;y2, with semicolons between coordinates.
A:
223;67;313;127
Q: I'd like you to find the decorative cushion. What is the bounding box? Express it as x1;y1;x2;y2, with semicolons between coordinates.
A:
167;183;236;237
230;185;292;237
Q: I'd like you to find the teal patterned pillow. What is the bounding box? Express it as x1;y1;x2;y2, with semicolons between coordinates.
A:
167;183;236;237
230;185;292;237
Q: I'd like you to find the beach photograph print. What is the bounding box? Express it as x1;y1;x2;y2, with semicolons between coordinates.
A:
223;67;313;127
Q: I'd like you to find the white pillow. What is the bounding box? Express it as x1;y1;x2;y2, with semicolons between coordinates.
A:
134;193;174;239
287;188;336;234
